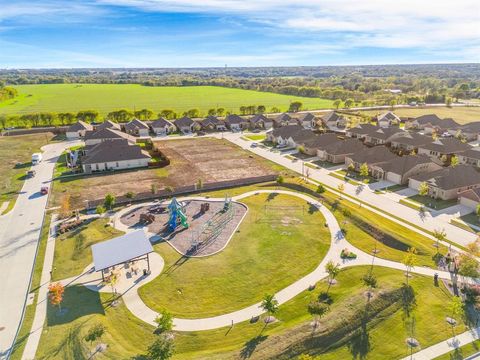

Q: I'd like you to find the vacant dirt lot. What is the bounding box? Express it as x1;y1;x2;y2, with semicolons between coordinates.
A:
52;137;276;209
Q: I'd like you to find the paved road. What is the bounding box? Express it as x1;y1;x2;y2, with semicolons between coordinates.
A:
0;140;77;359
222;132;478;248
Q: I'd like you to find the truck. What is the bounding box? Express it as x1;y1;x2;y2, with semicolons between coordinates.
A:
31;153;43;165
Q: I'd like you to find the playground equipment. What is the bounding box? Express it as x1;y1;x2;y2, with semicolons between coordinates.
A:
168;197;189;231
200;203;210;213
190;196;234;252
140;213;155;224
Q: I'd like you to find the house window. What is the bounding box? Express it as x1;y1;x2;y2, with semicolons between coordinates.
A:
116;162;119;167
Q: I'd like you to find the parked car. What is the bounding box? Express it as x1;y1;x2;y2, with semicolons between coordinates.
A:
31;153;43;165
40;186;49;195
250;143;258;148
26;170;36;178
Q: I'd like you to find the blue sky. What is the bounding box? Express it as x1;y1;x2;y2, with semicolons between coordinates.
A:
0;0;479;68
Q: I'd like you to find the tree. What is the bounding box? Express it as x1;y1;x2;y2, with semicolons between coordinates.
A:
402;248;417;285
289;101;303;113
271;106;280;113
151;183;157;194
446;97;453;107
433;228;446;249
307;301;329;329
359;163;369;177
96;205;106;215
418;182;429;196
476;204;480;219
337;183;345;194
48;282;65;312
239;106;247;115
185;108;200;118
298;145;306;154
0;114;7;129
458;253;480;282
333;99;343;109
196;179;203;190
440;154;448;164
347;163;355;172
207;108;216;116
257;105;266;114
389;99;397;110
316;184;325;194
159;109;176;120
84;323;105;345
449;296;464;336
216;108;225;116
362;272;378;289
154;309;173;335
104;193;116;210
276;175;284;186
135;108;154;120
450;155;459;167
125;191;135;199
261;294;279;324
325;260;340;294
147;337;175;360
344;98;354;108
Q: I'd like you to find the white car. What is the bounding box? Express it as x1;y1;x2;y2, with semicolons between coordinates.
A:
31;153;43;165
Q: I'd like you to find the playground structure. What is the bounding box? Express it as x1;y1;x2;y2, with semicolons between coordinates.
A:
140;213;155;225
189;196;234;253
168;197;189;231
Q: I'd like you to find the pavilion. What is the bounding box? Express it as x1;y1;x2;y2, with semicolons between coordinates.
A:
91;229;153;281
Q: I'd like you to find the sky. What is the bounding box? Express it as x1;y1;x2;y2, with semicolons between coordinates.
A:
0;0;479;68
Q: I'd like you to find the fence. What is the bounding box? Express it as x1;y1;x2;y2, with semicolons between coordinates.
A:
1;126;69;136
86;174;277;209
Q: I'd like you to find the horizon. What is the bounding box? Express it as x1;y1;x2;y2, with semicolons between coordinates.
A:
1;0;479;68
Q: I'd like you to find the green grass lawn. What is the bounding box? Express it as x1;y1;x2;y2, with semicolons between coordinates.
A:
450;213;480;234
0;133;54;214
384;184;409;193
0;84;334;118
337;169;378;184
53;145;84;178
138;193;331;318
34;266;465;360
328;171;362;185
407;194;458;210
358;106;480;124
433;340;480;360
51;218;124;281
244;134;267;141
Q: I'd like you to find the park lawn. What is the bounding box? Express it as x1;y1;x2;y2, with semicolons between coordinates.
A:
138;193;331;318
0;84;334;118
244;134;267;141
0;133;54;214
433;340;480;360
358;106;480;124
51;218;124;281
407;194;458;210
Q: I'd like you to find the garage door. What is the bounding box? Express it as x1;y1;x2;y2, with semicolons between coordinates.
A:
386;172;402;184
408;178;422;190
460;196;479;210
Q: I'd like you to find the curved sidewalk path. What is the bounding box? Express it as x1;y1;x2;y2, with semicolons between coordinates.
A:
109;189;465;331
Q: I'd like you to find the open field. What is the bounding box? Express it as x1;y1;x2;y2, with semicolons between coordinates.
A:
0;84;334;117
33;266;463;360
358;106;480;124
50;137;278;209
0;133;54;214
139;193;331;318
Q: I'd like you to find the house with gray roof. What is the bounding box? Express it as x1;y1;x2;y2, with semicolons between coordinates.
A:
274;113;297;127
448;122;480;141
95;120;121;131
150;118;175;136
418;138;471;164
408;165;480;200
300;133;338;155
124;118;150;137
370;155;442;185
459;187;480;209
345;123;379;140
363;127;405;146
266;125;315;148
225;114;249;131
406;114;459;134
319;111;347;131
200;116;227;131
82;140;151;173
66;120;93;139
390;132;432;154
345;146;397;176
317;138;366;164
377;111;400;128
297;112;316;129
84;127;136;147
174;116;196;134
458;148;480;168
249;114;273;129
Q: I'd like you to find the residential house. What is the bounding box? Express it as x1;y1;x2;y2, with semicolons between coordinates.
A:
95;120;121;131
369;155;442;185
82;139;151;174
345;123;379;140
377;111;400;128
448;122;480;141
317;138;366;164
363;127;405;146
297;112;316;129
406;114;459;135
300;133;338;156
458;188;480;209
273;113;298;127
225;114;249;131
458;148;480;168
124;118;150;137
174;116;196;134
84;128;136;147
249;114;273;129
345;146;397;178
319;111;347;131
66;120;93;139
200;116;227;131
390;132;432;154
266;125;314;148
150;118;175;136
418;138;471;164
408;165;480;200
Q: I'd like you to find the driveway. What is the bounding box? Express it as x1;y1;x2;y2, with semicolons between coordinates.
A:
0;140;78;358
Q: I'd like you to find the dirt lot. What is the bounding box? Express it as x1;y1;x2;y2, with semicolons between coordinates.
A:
52;137;276;209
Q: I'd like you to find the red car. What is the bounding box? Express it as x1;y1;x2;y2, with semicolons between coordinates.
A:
40;186;49;195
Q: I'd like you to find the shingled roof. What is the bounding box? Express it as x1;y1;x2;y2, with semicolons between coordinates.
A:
411;165;480;190
67;120;93;132
302;133;339;149
391;132;432;146
225;114;247;125
347;123;379;136
298;112;315;122
124;118;149;132
378;111;400;123
323;138;366;155
347;146;397;164
420;138;471;154
82;140;151;165
275;113;293;123
96;120;121;131
150;117;174;128
84;127;135;143
174;116;194;128
271;125;304;138
459;148;480;161
321;111;344;123
373;155;435;175
250;114;271;124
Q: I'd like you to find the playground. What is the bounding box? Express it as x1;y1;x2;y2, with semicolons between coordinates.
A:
119;197;247;257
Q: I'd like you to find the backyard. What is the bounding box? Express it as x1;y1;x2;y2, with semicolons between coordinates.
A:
0;132;54;214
